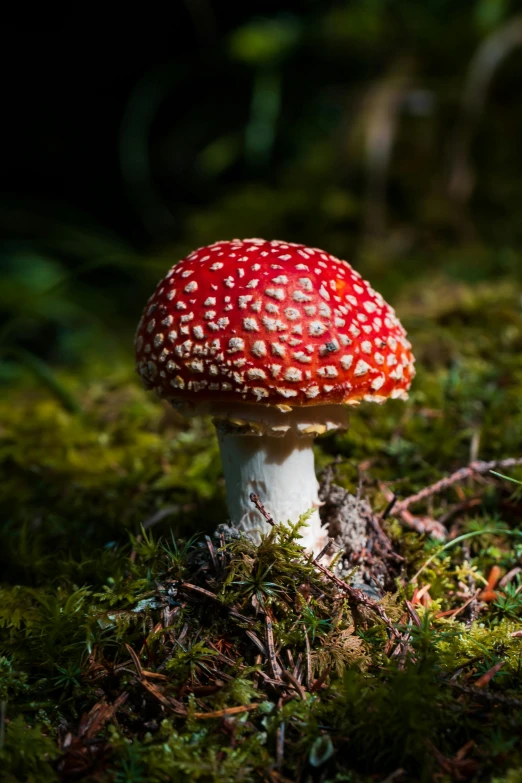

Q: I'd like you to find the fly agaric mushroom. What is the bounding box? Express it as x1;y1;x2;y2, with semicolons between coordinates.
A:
135;238;415;553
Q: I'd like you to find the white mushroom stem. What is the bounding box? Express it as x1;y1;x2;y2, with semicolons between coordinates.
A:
171;400;349;553
217;430;328;554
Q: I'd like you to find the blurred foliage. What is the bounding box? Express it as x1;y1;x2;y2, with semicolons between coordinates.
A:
2;2;522;781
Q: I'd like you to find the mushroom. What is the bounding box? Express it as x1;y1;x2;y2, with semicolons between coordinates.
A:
135;238;415;553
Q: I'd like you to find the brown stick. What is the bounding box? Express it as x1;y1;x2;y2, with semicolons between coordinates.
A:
394;458;522;514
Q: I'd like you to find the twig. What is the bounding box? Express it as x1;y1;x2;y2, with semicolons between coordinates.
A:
193;703;260;719
381;495;398;520
281;668;306;700
245;630;268;656
205;535;220;573
380;484;447;540
265;613;283;680
304;630;312;690
394;458;522;514
310;667;332;692
180;583;221;602
125;643;143;678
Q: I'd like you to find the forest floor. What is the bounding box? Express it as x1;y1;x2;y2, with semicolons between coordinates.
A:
2;251;522;782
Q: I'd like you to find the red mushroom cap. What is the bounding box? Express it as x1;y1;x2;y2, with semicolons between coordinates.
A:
135;238;415;407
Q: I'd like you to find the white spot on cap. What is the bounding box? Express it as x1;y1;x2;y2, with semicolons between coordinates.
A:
298;278;313;291
176;301;187;311
263;316;277;332
210;262;224;270
170;376;185;389
147;319;156;333
361;341;372;354
375;352;384;365
181;270;194;278
309;321;327;336
371;375;385;391
305;386;320;398
243;317;259;331
204;311;216;321
272;275;288;284
204;297;216;306
265;288;285;301
251;340;267;358
340;355;353;370
319;286;330;301
188;359;204;373
246;368;267;380
270;365;282;378
318;303;331;317
193;325;205;339
154;333;164;348
175;340;193;358
319;339;339;356
167;330;178;343
136;336;143;351
284;367;303;382
317;365;338;378
293;290;312;303
238;295;253;309
228;337;245;353
293;351;311;363
184;281;198;293
276;387;298;397
246;279;259;289
252;387;269;399
284;307;301;321
271;342;286;357
354;360;371;376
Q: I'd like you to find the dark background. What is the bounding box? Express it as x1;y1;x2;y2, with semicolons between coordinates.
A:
2;2;522;381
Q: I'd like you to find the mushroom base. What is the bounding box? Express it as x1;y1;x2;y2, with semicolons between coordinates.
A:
216;429;329;554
